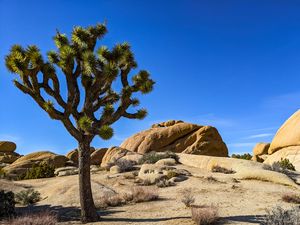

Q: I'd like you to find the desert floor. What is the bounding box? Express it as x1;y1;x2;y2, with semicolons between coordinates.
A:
1;164;299;225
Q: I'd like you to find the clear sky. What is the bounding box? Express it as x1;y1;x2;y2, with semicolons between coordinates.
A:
1;0;300;155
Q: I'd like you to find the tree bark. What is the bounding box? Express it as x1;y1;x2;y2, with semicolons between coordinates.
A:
78;138;99;223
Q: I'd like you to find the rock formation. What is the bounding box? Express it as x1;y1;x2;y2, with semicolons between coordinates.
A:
0;141;20;164
252;142;270;162
3;151;68;178
120;120;228;156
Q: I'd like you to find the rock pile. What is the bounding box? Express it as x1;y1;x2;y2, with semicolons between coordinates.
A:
0;141;20;165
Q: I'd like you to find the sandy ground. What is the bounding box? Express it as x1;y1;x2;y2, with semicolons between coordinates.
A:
1;164;299;225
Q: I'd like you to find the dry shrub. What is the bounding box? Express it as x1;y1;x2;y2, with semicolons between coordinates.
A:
282;193;300;204
7;211;57;225
156;179;174;188
131;186;159;203
181;188;195;207
261;206;300;225
95;186;159;208
191;205;219;225
205;176;218;183
211;165;235;174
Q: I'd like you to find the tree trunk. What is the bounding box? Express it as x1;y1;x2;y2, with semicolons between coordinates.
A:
78;138;99;223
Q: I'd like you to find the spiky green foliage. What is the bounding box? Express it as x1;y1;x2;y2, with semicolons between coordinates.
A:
5;23;155;143
98;125;113;140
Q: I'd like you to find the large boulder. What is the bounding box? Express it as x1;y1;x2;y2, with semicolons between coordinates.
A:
269;110;300;154
100;146;142;168
252;142;270;162
3;151;68;178
120;120;228;156
91;148;108;165
66;147;95;165
264;146;300;171
0;141;16;152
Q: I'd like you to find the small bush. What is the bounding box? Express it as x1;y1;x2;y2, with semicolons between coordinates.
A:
269;158;296;174
139;151;178;164
0;190;15;219
131;186;159;203
231;153;252;160
7;210;57;225
261;206;300;225
211;165;235;174
95;186;159;208
166;170;178;179
278;158;295;171
282;193;300;204
205;176;218;183
15;189;41;206
19;163;55;180
191;205;219;225
107;158;134;172
181;188;195;207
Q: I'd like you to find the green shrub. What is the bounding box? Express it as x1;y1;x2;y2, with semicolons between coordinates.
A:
139;151;178;164
278;158;295;171
231;153;252;160
166;170;178;179
15;188;41;206
19;162;55;180
0;190;15;218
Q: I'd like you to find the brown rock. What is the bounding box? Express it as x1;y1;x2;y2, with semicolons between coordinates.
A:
3;151;68;178
90;148;108;165
0;152;20;164
252;142;270;158
66;147;95;164
264;146;300;171
0;141;16;152
269;110;300;154
120;120;228;156
100;146;132;168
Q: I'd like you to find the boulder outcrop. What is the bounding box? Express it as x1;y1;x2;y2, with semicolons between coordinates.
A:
91;148;108;165
66;147;95;165
120;120;228;156
100;146;142;168
3;151;68;178
0;141;20;164
263;146;300;171
252;142;270;162
269;110;300;154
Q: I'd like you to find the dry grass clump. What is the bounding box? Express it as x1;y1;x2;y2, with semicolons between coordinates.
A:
95;186;159;208
261;206;300;225
205;176;218;183
191;205;219;225
6;211;57;225
211;165;235;174
181;188;195;207
156;178;174;188
130;186;159;203
282;193;300;204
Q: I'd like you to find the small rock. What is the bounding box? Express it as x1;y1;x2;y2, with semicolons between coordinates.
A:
155;158;176;166
110;165;121;174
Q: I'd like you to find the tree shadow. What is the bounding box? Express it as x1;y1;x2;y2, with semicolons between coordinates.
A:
100;216;191;223
219;214;265;224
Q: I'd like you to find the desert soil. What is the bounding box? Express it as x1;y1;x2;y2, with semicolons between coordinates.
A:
1;164;299;225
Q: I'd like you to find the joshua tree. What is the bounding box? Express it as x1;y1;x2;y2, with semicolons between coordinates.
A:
5;23;154;222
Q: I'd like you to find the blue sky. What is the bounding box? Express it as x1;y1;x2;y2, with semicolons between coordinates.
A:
1;0;300;155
